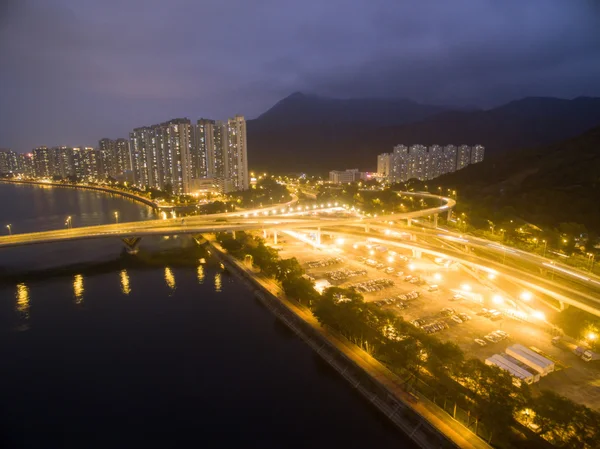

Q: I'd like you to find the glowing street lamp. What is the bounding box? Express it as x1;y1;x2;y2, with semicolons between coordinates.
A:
335;237;345;245
114;211;119;224
531;310;546;321
6;224;11;235
587;332;598;342
460;283;471;292
433;273;442;281
492;295;504;305
65;216;72;229
520;291;533;302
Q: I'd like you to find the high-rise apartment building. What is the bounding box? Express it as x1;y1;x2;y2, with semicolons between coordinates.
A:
377;153;391;179
115;138;131;174
129;119;194;194
0;149;18;174
379;143;484;183
192;119;214;179
457;145;471;170
33;146;52;178
443;145;457;174
18;153;35;177
128;115;248;194
471;145;485;164
226;115;249;192
426;145;444;180
49;147;74;178
99;138;117;178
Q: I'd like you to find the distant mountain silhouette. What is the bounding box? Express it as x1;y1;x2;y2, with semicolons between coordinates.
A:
435;123;600;230
247;94;600;173
252;92;450;128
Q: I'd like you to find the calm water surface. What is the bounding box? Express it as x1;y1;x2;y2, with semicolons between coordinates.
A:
0;183;413;448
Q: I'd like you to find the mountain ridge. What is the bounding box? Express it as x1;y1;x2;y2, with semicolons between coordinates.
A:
247;94;600;173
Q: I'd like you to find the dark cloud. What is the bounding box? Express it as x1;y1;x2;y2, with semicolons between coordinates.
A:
1;0;599;151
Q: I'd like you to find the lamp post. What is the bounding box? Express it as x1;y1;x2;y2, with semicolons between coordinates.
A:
6;224;11;235
587;253;595;272
65;216;72;229
542;239;548;258
114;211;119;224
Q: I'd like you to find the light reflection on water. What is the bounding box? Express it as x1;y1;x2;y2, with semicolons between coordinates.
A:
120;269;131;295
15;282;30;319
164;267;176;291
214;272;222;292
73;274;84;304
197;265;205;284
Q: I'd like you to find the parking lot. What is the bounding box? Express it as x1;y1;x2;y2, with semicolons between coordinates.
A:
270;230;600;410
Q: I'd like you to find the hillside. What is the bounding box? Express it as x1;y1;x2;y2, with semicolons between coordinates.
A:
247;95;600;173
252;92;450;128
435;124;600;230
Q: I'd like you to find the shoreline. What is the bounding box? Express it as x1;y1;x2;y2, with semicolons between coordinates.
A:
0;179;158;210
204;235;490;449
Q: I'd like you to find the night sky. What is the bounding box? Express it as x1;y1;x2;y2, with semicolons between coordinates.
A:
1;0;600;152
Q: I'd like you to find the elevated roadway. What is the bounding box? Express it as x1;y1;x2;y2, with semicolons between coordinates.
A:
0;193;454;251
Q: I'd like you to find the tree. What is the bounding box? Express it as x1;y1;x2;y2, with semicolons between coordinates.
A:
529;390;600;448
282;276;320;304
275;257;304;283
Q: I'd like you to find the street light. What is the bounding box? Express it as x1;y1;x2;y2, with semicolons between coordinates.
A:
65;216;72;229
542;239;548;258
520;291;533;302
6;224;11;235
114;211;119;224
587;253;595;272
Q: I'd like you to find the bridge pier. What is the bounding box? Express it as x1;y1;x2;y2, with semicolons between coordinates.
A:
407;218;412;227
433;213;438;228
273;230;277;245
365;225;370;233
122;237;142;255
232;230;236;240
412;249;422;259
447;209;453;221
316;227;321;245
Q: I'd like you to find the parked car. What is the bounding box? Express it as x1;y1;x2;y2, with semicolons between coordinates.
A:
494;330;509;339
395;271;404;277
451;315;463;324
474;338;487;347
428;284;439;292
458;313;471;321
384;267;395;274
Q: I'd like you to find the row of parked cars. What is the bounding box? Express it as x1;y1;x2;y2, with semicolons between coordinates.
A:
403;275;424;285
349;278;395;293
373;290;420;309
440;308;471;324
474;330;509;346
326;268;367;281
374;297;408;309
411;319;449;334
306;257;343;269
477;308;503;321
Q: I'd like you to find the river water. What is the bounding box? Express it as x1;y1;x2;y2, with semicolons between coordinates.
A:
0;183;413;448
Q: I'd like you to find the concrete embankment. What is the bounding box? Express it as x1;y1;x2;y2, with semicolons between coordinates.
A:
0;179;158;210
204;236;491;449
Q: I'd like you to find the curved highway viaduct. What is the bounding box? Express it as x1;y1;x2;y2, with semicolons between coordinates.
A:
0;193;455;253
